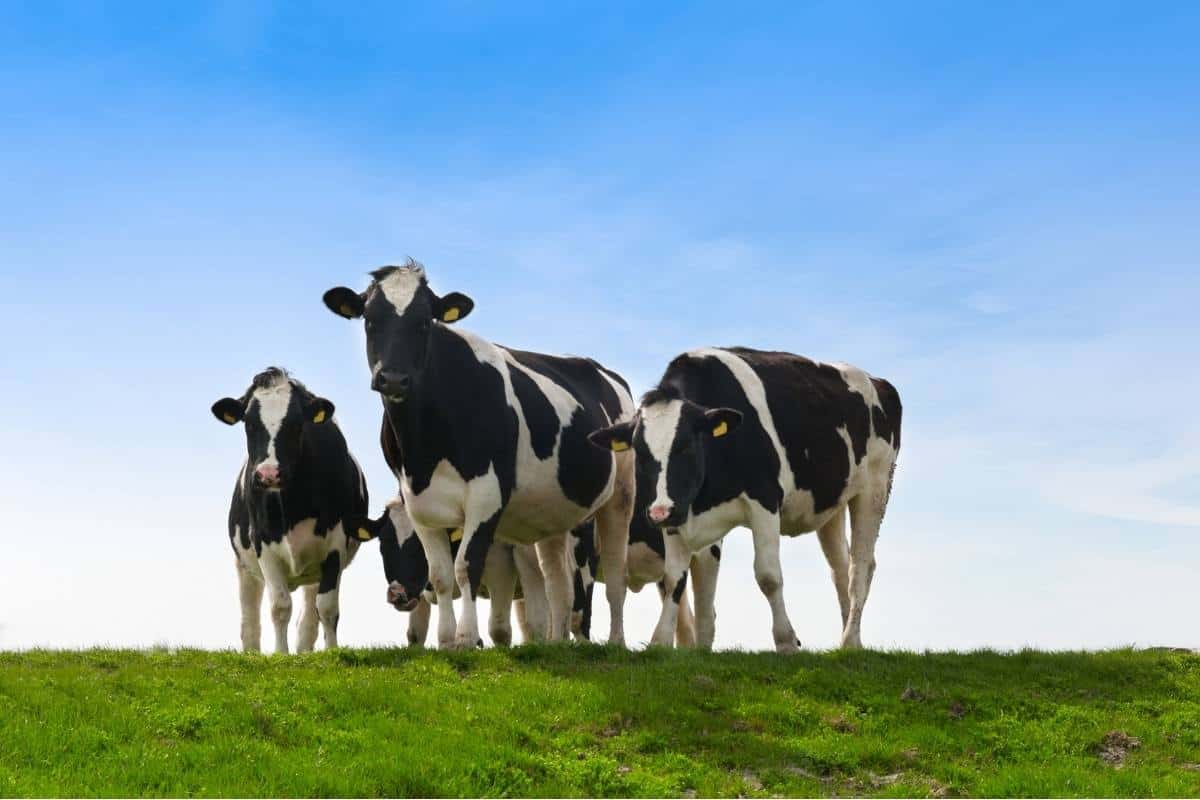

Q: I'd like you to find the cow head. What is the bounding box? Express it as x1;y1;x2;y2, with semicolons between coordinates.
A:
355;499;429;613
322;259;473;405
211;367;334;492
588;386;742;528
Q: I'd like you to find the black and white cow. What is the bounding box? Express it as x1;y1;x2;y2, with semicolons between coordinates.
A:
589;347;901;652
213;368;368;653
361;498;550;647
323;260;635;649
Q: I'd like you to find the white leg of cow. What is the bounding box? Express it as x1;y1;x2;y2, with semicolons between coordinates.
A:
535;533;572;641
749;510;800;654
258;555;293;654
689;548;721;651
650;531;691;647
843;492;884;649
408;597;432;647
817;506;852;630
296;584;320;653
512;545;549;642
675;582;697;647
514;599;531;642
594;459;633;646
414;525;457;649
454;500;506;649
482;543;517;647
236;562;264;653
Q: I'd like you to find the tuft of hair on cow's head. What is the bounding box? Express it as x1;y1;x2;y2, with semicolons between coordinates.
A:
211;368;336;491
323;259;475;405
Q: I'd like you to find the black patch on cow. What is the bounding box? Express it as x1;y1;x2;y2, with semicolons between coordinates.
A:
318;551;341;594
464;510;502;601
709;544;721;560
509;365;559;460
227;475;251;555
628;498;666;558
570;521;598;640
870;377;903;450
671;572;688;604
556;408;613;508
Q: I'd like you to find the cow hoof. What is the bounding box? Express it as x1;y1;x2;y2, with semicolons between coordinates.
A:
775;639;801;655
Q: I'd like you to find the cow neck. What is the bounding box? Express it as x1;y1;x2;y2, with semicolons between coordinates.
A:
382;327;457;482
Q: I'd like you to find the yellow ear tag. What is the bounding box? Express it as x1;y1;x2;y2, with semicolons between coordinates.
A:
712;421;729;438
222;413;237;424
312;409;327;424
611;440;630;452
357;527;373;541
449;528;464;542
442;307;460;323
339;304;355;318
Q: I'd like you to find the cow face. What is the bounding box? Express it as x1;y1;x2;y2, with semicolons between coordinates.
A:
357;503;429;612
589;393;742;528
323;261;473;405
211;368;334;492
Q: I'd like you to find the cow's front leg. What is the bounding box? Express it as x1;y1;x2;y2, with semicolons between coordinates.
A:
297;584;320;653
689;545;722;651
408;597;432;647
414;525;457;649
535;533;572;641
650;530;691;647
453;511;502;649
236;561;264;653
315;550;342;650
749;509;799;654
258;555;293;654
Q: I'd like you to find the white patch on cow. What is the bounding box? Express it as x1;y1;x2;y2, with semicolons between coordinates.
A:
640;399;684;511
252;380;292;468
830;362;881;409
378;263;426;315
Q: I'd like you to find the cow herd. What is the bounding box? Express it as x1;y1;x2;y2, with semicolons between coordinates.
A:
212;260;902;654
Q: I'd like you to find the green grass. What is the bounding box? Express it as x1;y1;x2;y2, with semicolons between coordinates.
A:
1;647;1198;797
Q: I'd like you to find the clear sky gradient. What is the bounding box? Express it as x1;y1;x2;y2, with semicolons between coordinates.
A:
2;2;1197;651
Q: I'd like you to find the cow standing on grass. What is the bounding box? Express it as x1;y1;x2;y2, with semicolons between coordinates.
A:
213;368;368;653
589;348;901;651
360;498;551;646
323;260;634;649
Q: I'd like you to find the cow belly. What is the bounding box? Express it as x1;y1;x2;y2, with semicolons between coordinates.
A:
626;541;664;591
403;460;467;531
780;488;840;536
259;519;328;590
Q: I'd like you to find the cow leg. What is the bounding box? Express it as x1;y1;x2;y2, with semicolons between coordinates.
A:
296;584;320;653
650;531;691;647
689;547;721;651
749;510;800;654
236;561;264;653
414;525;458;649
258;556;293;654
535;533;573;641
315;550;342;650
817;506;852;630
594;465;632;645
578;578;595;641
453;510;502;650
482;543;517;647
843;492;884;649
512;545;549;642
675;580;697;647
408;597;432;647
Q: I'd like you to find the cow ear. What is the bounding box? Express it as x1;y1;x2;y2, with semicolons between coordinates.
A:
350;514;384;542
304;397;336;425
703;407;743;438
323;287;365;319
434;292;474;324
588;421;635;452
211;397;245;426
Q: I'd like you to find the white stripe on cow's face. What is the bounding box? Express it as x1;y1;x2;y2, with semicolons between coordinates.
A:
378;265;426;315
252;381;292;467
640;399;685;510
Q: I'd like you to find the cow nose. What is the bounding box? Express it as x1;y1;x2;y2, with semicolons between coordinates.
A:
648;504;673;524
372;371;410;397
255;464;280;487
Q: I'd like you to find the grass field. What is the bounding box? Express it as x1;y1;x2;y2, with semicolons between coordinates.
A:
1;646;1198;797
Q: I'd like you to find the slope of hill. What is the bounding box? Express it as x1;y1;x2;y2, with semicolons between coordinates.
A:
1;646;1197;797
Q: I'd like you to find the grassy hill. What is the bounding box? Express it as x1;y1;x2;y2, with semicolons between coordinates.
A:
1;646;1197;797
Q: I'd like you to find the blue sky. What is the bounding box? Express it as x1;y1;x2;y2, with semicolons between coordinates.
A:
2;2;1198;651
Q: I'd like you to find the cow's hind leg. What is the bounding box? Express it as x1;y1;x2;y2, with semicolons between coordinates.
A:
513;545;548;642
843;491;885;649
817;506;852;630
315;550;342;650
536;533;573;641
482;543;517;647
594;458;633;646
236;561;264;653
297;584;320;653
